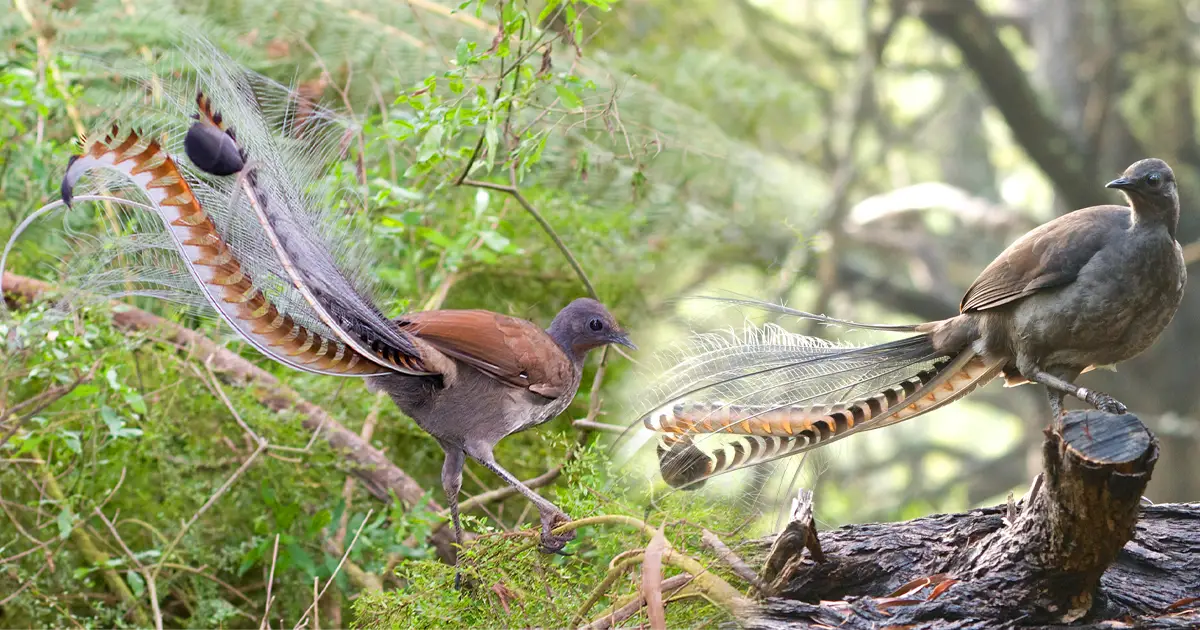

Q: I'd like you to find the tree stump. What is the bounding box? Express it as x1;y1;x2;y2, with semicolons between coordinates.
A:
745;410;1200;628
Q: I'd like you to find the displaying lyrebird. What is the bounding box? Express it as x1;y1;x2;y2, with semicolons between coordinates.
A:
639;159;1185;490
4;46;633;578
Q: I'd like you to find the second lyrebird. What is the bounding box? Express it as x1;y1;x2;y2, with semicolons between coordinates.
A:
640;158;1185;489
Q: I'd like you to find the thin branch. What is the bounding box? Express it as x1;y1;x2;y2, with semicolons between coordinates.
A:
459;177;598;300
94;507;163;630
260;534;280;630
293;509;374;630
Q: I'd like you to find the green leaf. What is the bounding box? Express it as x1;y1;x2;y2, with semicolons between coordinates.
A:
308;509;333;537
478;230;511;252
555;85;584;109
126;570;145;598
237;542;266;576
56;507;76;540
123;391;147;415
455;38;470;67
417;123;445;162
286;543;318;578
105;367;120;390
58;429;81;454
538;0;562;24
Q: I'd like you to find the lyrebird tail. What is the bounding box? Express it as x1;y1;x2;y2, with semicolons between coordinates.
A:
637;310;1002;490
4;40;430;378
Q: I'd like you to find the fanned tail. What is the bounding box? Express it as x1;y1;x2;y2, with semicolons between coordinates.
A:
635;315;1001;490
6;39;431;377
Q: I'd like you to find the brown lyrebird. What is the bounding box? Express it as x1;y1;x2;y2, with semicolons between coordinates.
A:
641;158;1186;490
368;301;634;564
29;49;635;584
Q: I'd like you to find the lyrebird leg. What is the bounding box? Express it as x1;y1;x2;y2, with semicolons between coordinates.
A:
1020;363;1126;416
439;444;466;589
464;443;575;554
1046;389;1065;428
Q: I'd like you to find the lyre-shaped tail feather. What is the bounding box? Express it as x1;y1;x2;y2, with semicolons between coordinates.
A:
59;126;389;376
181;88;429;374
636;319;1002;490
11;39;433;378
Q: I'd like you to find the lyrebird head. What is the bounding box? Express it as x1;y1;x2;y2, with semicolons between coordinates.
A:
1106;158;1177;207
547;297;635;358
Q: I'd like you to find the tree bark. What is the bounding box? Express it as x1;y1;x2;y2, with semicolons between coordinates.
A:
744;411;1200;628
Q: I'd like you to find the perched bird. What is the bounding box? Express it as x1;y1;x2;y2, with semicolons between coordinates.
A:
639;158;1186;489
6;45;632;575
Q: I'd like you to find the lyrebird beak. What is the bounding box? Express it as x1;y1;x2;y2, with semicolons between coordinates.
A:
610;332;637;351
1106;177;1134;191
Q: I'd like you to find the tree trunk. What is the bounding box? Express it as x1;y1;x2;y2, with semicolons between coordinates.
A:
742;410;1200;628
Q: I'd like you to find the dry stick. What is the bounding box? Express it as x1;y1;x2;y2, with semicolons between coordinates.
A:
570;552;647;627
94;507;163;630
160;562;255;607
260;534;281;630
293;508;374;630
551;514;751;615
0;553;53;607
312;577;320;630
570;420;626;434
701;528;768;594
643;526;668;630
581;574;696;630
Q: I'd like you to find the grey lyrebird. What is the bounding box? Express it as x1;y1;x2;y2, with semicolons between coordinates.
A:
640;158;1186;490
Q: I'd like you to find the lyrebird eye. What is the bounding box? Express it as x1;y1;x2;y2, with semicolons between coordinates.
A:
588;318;604;332
1147;172;1162;188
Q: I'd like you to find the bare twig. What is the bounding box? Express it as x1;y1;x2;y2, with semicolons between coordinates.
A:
570;551;647;627
643;526;668;630
94;507;163;630
581;574;696;630
702;528;769;593
312;577;320;630
460;177;598;300
260;534;280;630
293;508;374;630
570;419;626;434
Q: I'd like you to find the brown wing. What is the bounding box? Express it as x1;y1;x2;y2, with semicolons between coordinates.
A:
396;310;574;399
960;206;1131;313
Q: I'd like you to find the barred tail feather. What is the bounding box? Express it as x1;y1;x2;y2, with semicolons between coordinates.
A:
653;348;1001;489
58;127;389;377
635;315;1001;490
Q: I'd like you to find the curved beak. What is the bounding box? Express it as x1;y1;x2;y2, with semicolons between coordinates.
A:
610;331;637;351
1105;177;1135;191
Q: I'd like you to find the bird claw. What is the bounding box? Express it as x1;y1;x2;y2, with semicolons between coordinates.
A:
1082;389;1127;415
538;510;576;554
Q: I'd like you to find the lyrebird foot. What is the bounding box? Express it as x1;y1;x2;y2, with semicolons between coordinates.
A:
1078;387;1127;415
538;510;576;554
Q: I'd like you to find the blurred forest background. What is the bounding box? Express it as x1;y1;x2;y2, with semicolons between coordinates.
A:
2;0;1199;627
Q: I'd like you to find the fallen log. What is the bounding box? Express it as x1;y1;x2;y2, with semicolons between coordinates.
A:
742;410;1200;628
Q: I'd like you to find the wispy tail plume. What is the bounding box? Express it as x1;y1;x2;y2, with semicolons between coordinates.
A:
3;38;430;378
633;305;1002;490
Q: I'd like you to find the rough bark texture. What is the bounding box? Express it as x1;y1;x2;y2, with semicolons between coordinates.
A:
1;272;459;562
742;411;1200;628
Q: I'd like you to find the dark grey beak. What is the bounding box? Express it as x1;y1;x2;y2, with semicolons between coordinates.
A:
1106;177;1135;191
610;332;637;351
